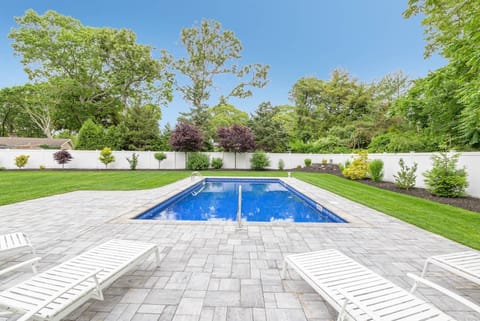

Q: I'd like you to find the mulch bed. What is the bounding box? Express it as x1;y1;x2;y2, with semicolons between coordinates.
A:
293;164;480;213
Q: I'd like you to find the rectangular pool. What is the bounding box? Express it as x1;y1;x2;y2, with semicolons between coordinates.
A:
135;178;346;223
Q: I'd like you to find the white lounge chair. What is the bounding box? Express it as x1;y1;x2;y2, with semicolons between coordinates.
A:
0;233;40;276
0;239;160;321
281;249;480;321
420;251;480;285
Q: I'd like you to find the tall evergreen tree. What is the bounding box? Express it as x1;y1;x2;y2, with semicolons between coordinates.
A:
249;102;289;152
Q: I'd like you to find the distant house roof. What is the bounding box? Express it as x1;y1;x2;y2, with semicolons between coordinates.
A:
0;137;73;150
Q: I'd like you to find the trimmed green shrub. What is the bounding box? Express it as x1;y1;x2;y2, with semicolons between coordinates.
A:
126;153;139;170
304;158;312;167
423;153;468;197
394;158;418;190
211;157;223;169
278;159;285;171
368;159;384;182
187;152;210;170
342;151;368;180
250;151;270;170
154;152;167;169
15;155;29;169
99;147;115;168
76;119;104;150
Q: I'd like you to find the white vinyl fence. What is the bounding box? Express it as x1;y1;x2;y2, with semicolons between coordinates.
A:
1;149;479;198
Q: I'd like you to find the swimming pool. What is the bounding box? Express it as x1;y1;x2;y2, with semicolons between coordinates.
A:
135;178;346;223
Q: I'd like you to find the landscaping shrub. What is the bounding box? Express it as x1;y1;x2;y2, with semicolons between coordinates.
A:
250;151;270;170
53;150;73;168
304;158;312;167
154;152;167;169
126;153;139;170
187;152;210;170
278;159;285;170
423;153;468;197
342;150;368;180
211;157;223;169
394;158;418;190
368;159;384;182
99;147;115;168
15;155;29;169
39;165;46;170
76;119;104;150
338;160;350;172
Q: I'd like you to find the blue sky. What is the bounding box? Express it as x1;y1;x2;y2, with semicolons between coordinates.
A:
0;0;445;126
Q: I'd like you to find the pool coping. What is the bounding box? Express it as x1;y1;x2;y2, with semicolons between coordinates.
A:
110;176;371;227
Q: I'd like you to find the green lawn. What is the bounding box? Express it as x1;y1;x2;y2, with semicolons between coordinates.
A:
2;170;479;249
0;170;287;206
294;173;480;250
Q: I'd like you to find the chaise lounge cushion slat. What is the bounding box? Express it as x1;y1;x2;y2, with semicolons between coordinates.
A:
0;239;159;321
282;249;457;321
422;251;480;285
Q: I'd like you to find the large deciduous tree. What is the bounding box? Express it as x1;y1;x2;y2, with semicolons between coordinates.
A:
0;86;42;137
9;9;172;131
404;0;480;148
172;19;269;131
216;125;255;168
206;100;249;139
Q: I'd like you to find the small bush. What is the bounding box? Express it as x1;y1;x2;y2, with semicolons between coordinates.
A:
126;153;139;170
0;166;7;171
250;151;270;170
304;158;312;167
53;150;73;168
187;152;210;170
211;157;223;169
368;159;384;182
423;153;468;197
15;155;30;169
296;165;302;169
394;158;417;190
278;159;285;171
342;151;368;180
321;159;328;165
99;147;115;168
39;165;46;170
154;152;167;169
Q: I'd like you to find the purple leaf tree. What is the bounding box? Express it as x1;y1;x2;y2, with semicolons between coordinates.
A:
53;150;73;169
217;125;255;168
169;122;204;152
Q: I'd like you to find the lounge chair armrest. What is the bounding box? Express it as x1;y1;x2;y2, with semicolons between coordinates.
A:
407;273;480;314
16;268;103;321
336;288;383;321
0;257;41;277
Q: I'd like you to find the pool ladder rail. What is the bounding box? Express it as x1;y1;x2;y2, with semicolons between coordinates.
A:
191;181;206;196
237;185;244;229
191;171;202;181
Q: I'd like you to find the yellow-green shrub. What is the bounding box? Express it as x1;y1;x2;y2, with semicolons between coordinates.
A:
15;155;30;169
342;150;368;180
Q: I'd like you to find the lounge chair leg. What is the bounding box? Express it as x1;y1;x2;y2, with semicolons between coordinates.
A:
412;259;430;293
420;259;430;278
32;261;38;274
155;248;161;267
281;260;287;279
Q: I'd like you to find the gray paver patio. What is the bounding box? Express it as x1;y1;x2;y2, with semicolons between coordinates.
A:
0;177;479;321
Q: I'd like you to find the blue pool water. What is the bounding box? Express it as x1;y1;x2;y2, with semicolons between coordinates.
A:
135;178;346;223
